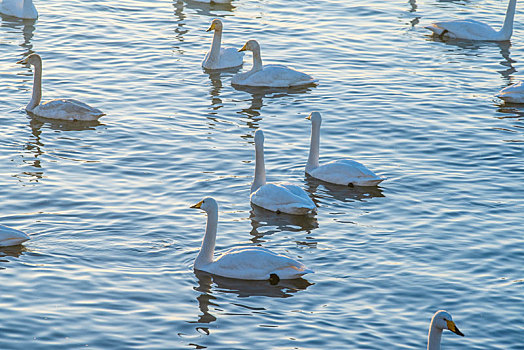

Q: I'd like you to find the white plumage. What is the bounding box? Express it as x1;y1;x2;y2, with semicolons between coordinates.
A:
202;19;244;70
232;40;317;88
427;310;464;350
0;225;30;247
305;112;384;187
17;54;105;121
0;0;37;19
497;80;524;103
425;0;517;41
191;197;313;280
250;130;316;215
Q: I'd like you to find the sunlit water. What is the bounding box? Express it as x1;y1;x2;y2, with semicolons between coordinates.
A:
1;0;523;348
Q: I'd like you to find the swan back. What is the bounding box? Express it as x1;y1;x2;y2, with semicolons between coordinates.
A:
0;225;30;247
1;0;38;19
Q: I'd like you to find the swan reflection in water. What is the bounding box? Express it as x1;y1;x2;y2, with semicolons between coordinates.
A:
1;14;36;53
304;174;385;204
190;269;312;324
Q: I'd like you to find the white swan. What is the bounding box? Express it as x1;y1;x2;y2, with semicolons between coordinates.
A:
190;197;313;281
497;80;524;103
250;130;316;215
0;0;37;19
427;310;464;350
0;225;30;247
202;19;244;70
425;0;517;41
17;54;105;121
231;40;317;88
305;112;384;187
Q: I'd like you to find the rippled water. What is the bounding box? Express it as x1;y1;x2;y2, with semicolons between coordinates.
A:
1;0;523;348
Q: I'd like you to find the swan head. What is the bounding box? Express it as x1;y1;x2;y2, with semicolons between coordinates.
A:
190;197;218;213
254;129;264;146
206;19;223;32
431;310;464;337
305;111;322;125
239;39;260;53
17;53;42;66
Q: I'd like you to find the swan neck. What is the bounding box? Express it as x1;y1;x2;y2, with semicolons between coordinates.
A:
194;209;218;269
427;324;443;350
251;140;266;193
306;122;321;173
27;58;42;111
208;29;222;63
22;0;36;19
251;45;263;72
499;0;517;39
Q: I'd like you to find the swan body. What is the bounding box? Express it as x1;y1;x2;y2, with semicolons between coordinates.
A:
17;54;105;121
191;197;313;280
305;112;384;187
425;0;517;41
202;19;244;70
427;310;464;350
250;130;316;215
232;40;317;88
0;0;37;19
497;80;524;103
0;225;30;247
192;0;231;3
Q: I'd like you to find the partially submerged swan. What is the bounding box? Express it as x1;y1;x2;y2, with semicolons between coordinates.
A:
0;224;30;247
305;112;384;187
191;197;313;281
0;0;37;19
427;310;464;350
17;54;105;121
250;130;316;215
202;19;244;70
232;40;317;87
497;80;524;103
425;0;517;41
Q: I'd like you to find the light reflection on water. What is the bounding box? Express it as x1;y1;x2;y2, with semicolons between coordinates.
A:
0;0;522;349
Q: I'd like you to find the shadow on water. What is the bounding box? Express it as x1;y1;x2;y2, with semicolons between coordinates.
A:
427;36;515;81
0;14;36;54
248;205;318;243
0;245;27;270
204;67;243;112
190;269;312;323
232;85;317;134
304;174;385;204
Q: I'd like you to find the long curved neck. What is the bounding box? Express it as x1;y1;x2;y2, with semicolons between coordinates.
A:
208;29;222;63
251;141;266;193
194;209;218;269
27;59;42;111
499;0;517;40
250;45;263;73
306;122;321;173
427;324;443;350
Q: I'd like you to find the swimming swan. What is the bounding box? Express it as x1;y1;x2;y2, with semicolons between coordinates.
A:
427;310;464;350
0;0;37;19
425;0;517;41
0;225;30;247
250;130;316;215
190;197;313;281
305;112;384;187
231;40;317;88
202;19;244;70
17;54;105;121
497;80;524;103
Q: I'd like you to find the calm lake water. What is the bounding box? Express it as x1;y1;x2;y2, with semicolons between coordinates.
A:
1;0;523;348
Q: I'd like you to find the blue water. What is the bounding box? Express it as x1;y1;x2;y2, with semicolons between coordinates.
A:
1;0;522;348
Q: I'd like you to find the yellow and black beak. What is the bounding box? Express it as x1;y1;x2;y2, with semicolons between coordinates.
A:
190;200;204;209
16;57;28;65
206;22;216;32
238;43;248;52
446;320;464;337
305;114;312;120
